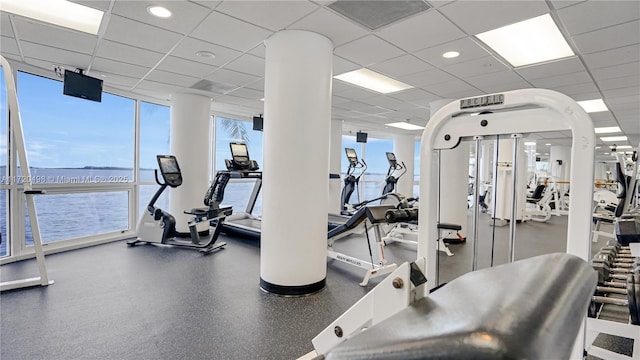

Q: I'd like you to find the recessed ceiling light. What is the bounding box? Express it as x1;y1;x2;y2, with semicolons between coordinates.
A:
544;153;549;155
603;152;609;155
595;146;601;149
385;122;424;130
475;14;574;67
334;68;413;94
615;145;632;149
196;51;216;59
524;141;536;146
594;126;620;134
0;0;104;34
577;99;608;113
600;136;627;142
147;6;172;18
545;143;551;146
442;51;460;59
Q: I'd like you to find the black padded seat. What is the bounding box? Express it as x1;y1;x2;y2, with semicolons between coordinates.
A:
526;184;546;203
322;253;597;360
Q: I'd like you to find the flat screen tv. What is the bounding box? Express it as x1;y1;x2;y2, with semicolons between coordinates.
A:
63;70;103;102
356;131;368;143
253;115;263;131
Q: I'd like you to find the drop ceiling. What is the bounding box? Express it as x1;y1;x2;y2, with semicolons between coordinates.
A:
1;0;638;156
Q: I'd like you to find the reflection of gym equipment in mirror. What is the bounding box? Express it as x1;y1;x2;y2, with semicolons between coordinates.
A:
312;89;617;359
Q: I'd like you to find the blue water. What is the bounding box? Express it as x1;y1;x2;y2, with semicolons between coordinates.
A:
1;168;412;257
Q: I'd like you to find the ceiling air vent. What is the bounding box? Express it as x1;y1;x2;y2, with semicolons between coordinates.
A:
190;79;237;94
328;0;431;30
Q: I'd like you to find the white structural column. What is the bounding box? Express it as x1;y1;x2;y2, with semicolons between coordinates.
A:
492;138;527;221
329;119;343;214
393;134;415;196
431;100;468;239
169;93;211;233
261;30;333;295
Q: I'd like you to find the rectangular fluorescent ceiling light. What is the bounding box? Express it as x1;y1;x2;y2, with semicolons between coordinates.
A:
524;142;536;146
334;68;413;94
615;145;632;149
600;136;627;142
385;122;424;130
577;99;608;113
475;14;574;67
594;126;620;134
0;0;104;35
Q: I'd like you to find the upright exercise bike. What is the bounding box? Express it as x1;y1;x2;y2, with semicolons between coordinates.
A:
127;155;232;254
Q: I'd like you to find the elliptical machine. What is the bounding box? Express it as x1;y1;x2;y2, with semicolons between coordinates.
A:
381;152;406;195
127;155;232;254
341;148;367;215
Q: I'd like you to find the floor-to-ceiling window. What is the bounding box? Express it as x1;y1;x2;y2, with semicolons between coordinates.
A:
0;70;138;259
213;116;263;215
138;101;170;217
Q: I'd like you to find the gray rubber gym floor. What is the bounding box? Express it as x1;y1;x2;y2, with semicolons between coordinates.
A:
0;213;634;359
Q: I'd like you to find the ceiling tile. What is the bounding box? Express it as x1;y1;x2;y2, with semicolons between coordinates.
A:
369;55;432;78
188;1;222;10
359;95;415;111
583;44;640;69
112;1;212;35
93;57;151;78
597;75;640;91
441;56;509;78
557;0;640;36
244;77;264;91
69;1;112;11
289;8;368;47
591;62;640;81
248;43;265;58
530;71;593;88
145;70;199;87
465;70;530;93
156;56;218;78
516;57;586;80
227;87;264;101
191;11;272;52
377;11;465;52
572;20;640;54
217;1;317;32
332;82;379;100
96;40;164;68
549;1;586;9
1;13;14;37
20;41;92;70
334;35;405;66
171;37;242;66
104;15;183;53
205;68;260;87
421;79;479;98
412;37;491;67
333;55;360;75
224;54;265;77
439;0;549;35
0;36;19;56
601;86;640;98
398;68;457;87
551;82;598;97
14;17;96;55
389;88;438;102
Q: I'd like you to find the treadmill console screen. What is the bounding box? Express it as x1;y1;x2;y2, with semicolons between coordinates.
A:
230;142;251;169
386;152;397;166
345;148;358;166
156;155;182;187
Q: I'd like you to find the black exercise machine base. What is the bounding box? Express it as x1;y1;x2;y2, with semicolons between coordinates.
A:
260;278;326;297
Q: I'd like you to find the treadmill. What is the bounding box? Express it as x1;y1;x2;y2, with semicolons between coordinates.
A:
218;142;349;238
218;142;263;238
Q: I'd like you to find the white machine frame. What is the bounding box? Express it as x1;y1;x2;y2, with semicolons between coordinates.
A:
313;89;605;358
0;55;53;291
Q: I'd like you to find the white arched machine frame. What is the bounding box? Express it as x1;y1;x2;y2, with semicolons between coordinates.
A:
314;89;600;359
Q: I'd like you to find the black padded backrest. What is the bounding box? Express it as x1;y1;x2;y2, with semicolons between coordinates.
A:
529;184;546;200
324;253;597;360
614;162;627;217
328;206;370;239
